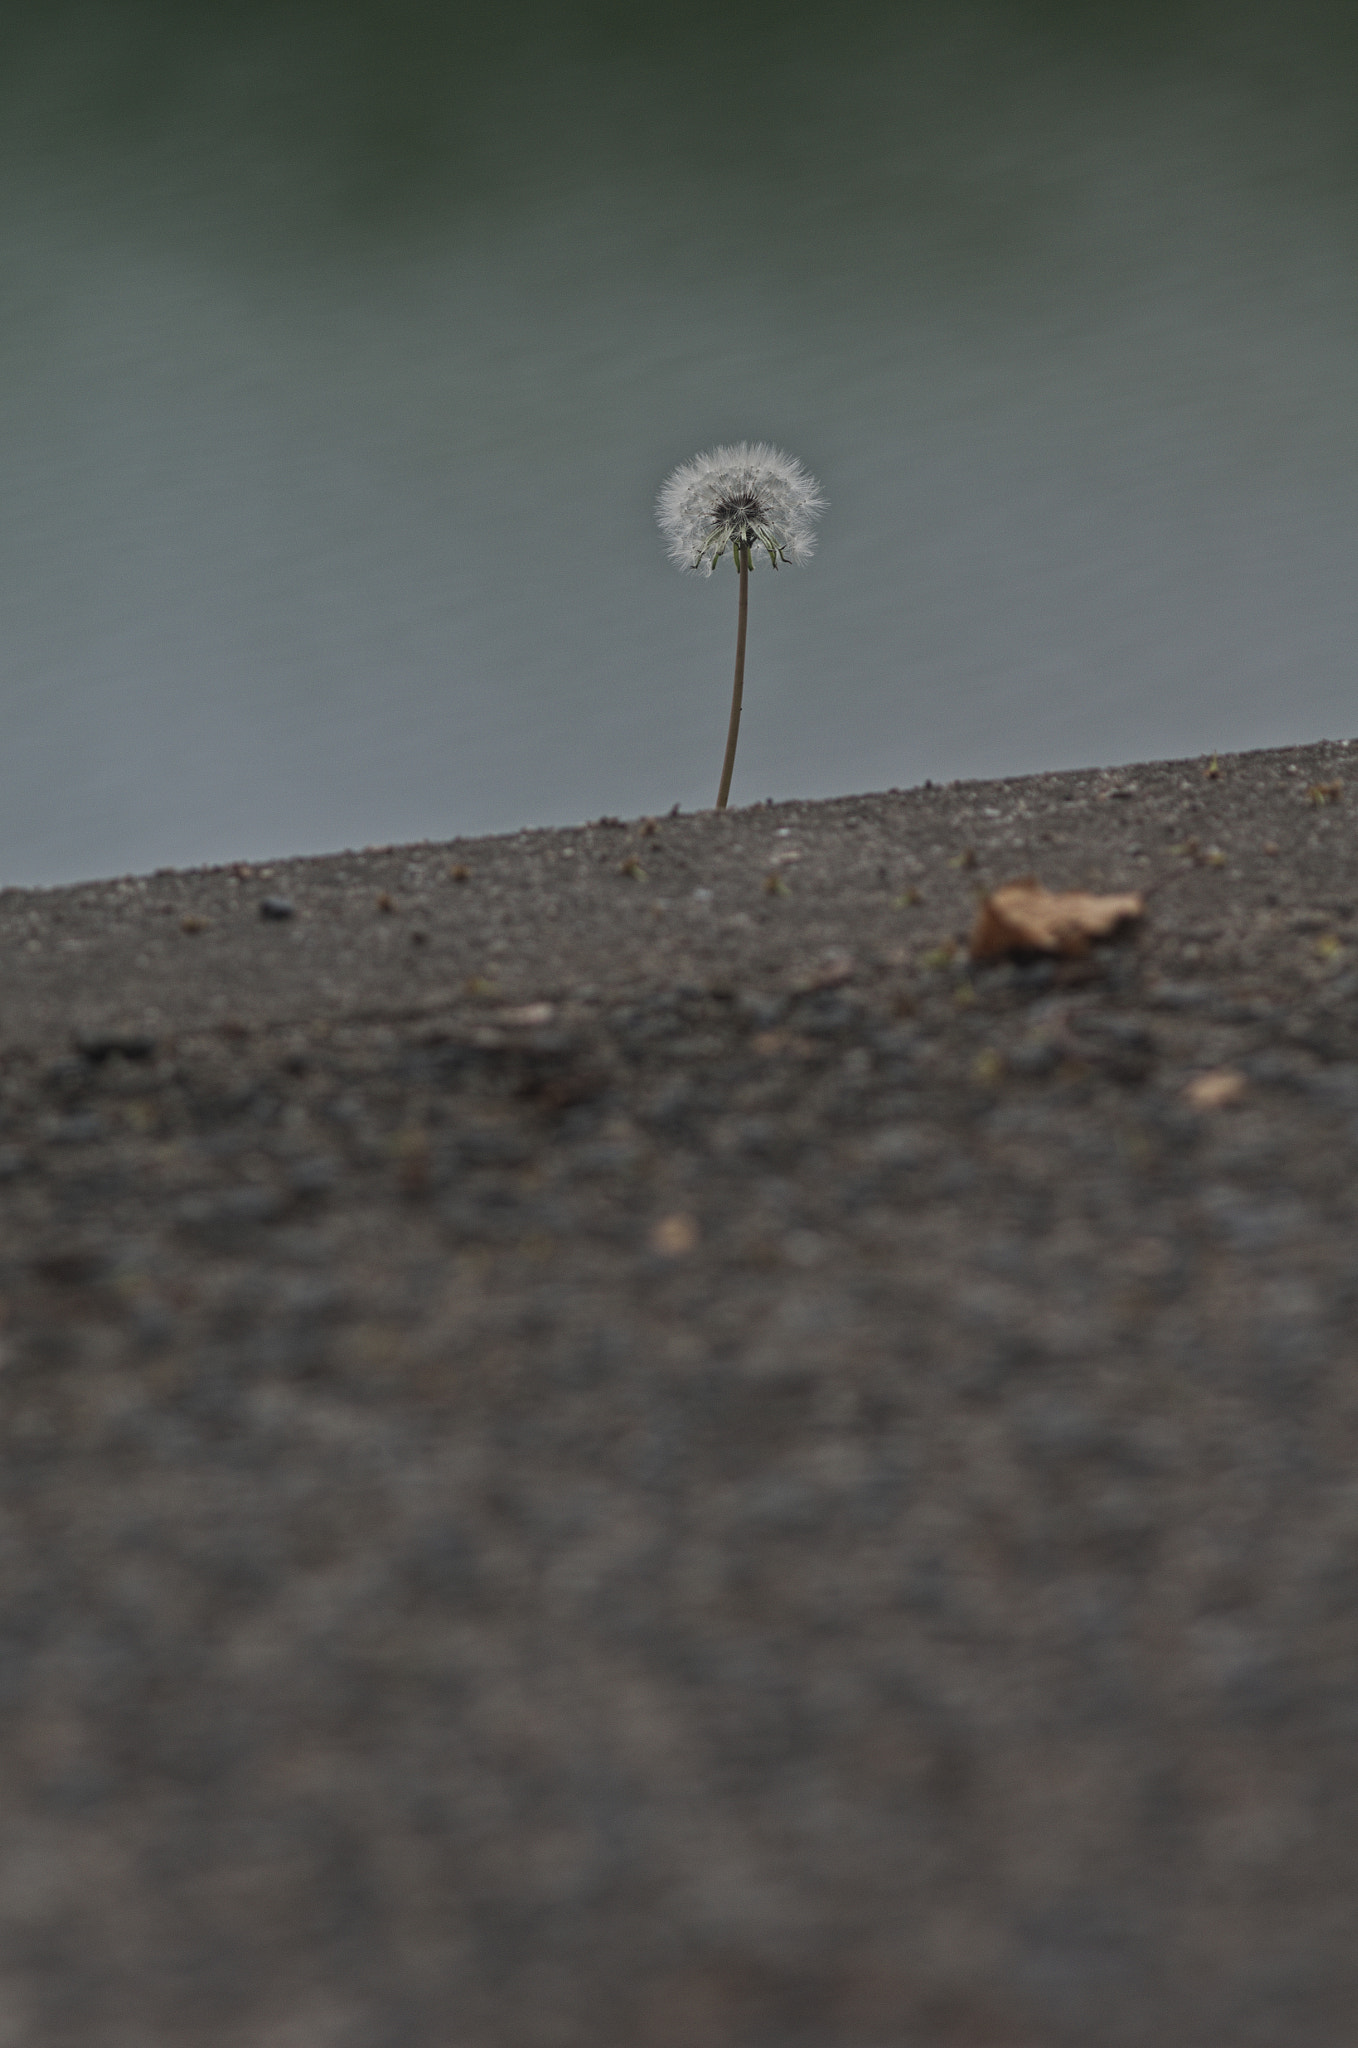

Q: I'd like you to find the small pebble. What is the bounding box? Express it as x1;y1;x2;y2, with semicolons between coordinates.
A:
651;1214;698;1258
75;1031;156;1063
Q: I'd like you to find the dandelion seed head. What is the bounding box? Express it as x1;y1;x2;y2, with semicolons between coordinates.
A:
656;442;825;575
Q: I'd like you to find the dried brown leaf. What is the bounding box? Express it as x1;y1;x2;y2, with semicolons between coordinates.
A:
969;878;1144;962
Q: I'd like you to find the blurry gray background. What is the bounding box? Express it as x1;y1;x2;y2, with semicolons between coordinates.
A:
2;0;1356;885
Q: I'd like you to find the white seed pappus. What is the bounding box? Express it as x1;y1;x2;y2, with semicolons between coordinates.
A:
656;442;825;575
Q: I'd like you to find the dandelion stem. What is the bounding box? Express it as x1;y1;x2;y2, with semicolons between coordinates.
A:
716;542;749;810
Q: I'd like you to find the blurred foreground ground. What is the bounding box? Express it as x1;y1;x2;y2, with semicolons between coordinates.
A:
1;740;1357;2046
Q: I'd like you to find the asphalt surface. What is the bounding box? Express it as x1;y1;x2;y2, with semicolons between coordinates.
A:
1;737;1357;2046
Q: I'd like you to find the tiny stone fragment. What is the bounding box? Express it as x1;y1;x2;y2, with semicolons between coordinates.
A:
650;1214;698;1257
1185;1069;1247;1110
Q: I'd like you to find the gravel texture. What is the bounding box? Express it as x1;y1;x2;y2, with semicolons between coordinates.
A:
2;738;1357;2047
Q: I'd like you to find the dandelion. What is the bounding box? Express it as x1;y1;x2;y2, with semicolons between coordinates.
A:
656;442;825;809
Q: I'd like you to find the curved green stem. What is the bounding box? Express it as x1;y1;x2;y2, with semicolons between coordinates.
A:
716;543;749;810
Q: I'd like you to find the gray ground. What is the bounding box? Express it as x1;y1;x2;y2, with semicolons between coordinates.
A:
2;737;1357;2047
